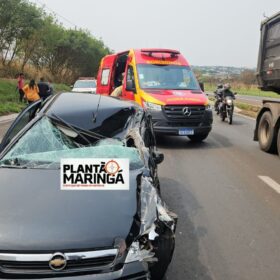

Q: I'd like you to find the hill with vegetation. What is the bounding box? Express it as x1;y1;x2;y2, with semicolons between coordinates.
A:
0;0;111;83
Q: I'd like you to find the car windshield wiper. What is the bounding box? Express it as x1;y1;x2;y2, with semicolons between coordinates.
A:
49;113;106;143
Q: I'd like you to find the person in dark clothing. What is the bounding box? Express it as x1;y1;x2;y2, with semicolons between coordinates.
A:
38;77;51;100
214;83;223;113
219;83;235;113
48;79;54;95
221;83;235;98
17;73;25;102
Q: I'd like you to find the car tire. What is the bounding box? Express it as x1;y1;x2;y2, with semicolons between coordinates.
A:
188;133;208;142
149;228;175;280
258;111;277;153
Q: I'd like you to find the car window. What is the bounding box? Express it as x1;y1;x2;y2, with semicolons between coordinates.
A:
0;117;144;170
127;65;135;84
137;64;200;90
0;100;42;152
74;80;96;88
101;69;110;85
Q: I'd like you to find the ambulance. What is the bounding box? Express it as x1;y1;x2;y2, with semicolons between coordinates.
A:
96;49;213;141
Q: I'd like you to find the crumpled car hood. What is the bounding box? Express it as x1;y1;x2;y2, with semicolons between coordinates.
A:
0;168;141;251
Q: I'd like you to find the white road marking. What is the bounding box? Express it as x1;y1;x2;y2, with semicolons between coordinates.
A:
258;176;280;194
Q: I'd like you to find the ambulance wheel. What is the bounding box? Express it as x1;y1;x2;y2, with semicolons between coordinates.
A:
188;133;208;142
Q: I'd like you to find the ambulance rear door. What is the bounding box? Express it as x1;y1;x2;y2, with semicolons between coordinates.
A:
96;54;117;95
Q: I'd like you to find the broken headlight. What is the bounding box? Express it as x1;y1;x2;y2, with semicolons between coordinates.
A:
125;242;141;263
125;240;156;263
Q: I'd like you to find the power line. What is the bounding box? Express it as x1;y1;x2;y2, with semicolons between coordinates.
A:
32;0;78;29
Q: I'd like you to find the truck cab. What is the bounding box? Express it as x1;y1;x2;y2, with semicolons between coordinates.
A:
97;49;213;142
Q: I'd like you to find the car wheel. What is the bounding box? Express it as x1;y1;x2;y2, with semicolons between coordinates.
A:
149;228;175;280
258;111;277;153
188;133;208;142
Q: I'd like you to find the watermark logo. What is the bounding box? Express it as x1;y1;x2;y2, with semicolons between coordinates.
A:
61;158;129;190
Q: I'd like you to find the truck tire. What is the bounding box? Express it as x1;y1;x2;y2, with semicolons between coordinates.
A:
188;133;208;142
258;111;277;153
277;128;280;158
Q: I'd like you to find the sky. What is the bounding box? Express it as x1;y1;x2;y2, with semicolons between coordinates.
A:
29;0;280;68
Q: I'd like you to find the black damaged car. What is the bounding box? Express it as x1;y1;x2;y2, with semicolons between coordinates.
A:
0;93;177;280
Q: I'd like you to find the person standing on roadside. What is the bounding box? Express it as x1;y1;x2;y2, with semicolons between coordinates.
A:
22;79;40;104
48;79;54;95
38;77;51;100
17;73;25;102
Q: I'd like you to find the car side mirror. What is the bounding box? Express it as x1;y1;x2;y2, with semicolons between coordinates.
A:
126;80;136;93
199;82;204;92
153;151;164;165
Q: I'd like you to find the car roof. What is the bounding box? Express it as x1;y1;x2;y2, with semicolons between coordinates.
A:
42;92;142;137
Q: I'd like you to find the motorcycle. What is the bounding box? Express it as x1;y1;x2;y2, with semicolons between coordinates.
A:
219;95;235;124
214;87;223;114
214;94;223;114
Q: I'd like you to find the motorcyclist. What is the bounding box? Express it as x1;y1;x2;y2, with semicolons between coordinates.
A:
214;83;224;113
221;83;235;98
219;83;235;113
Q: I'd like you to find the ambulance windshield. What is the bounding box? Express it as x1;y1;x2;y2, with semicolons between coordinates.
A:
137;65;200;90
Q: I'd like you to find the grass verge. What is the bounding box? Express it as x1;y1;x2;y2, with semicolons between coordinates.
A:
205;83;280;99
0;78;70;116
235;102;260;119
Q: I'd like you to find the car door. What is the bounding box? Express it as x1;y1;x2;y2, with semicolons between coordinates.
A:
0;99;43;152
122;64;136;101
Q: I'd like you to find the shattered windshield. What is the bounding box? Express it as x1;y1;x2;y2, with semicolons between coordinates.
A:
0;117;144;170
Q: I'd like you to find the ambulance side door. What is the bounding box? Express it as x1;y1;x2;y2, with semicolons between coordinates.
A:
123;64;136;101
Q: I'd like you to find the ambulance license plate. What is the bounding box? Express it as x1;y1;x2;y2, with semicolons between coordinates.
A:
178;128;194;135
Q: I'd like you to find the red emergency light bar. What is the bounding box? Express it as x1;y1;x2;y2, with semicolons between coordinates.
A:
140;49;180;58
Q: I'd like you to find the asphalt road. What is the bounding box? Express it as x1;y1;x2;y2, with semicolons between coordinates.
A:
0;120;13;142
158;114;280;280
1;114;280;280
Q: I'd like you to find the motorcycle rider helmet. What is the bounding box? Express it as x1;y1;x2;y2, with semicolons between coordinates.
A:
224;83;231;90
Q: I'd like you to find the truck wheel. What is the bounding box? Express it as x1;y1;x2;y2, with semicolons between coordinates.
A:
188;133;208;142
277;128;280;158
258;111;277;153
